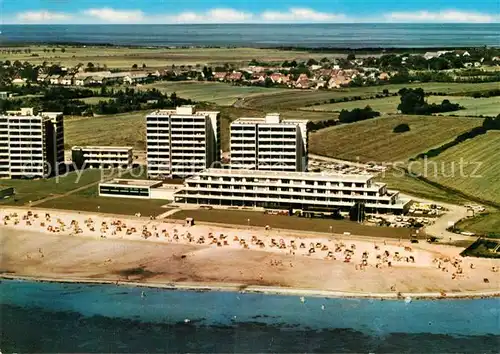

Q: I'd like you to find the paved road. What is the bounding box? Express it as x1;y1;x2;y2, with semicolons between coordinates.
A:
400;193;472;241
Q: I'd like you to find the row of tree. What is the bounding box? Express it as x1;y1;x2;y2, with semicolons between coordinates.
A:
0;87;192;117
338;106;380;123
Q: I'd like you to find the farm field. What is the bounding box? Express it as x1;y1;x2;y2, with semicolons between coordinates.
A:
170;209;415;239
407;131;500;206
377;170;471;206
78;96;114;104
428;96;500;117
309;115;482;163
144;81;288;106
303;95;499;117
241;82;500;110
64;111;147;150
1;46;334;68
304;96;401;114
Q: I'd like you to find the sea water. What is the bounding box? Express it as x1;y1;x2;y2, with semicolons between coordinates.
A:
1;24;499;48
0;279;499;352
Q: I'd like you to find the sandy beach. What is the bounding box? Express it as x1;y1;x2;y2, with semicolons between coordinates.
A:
1;207;499;298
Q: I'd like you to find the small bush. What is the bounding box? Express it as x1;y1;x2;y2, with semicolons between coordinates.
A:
393;123;410;133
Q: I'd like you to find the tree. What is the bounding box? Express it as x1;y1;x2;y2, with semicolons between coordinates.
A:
347;53;356;61
87;62;95;69
52;48;56;53
382;89;389;95
393;123;410;133
132;64;138;69
397;88;425;114
61;48;66;53
142;63;147;69
306;58;318;66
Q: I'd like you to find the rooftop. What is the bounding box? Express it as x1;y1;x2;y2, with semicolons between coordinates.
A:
3;108;62;118
101;179;162;187
194;168;374;183
148;105;219;117
72;145;133;151
233;113;307;125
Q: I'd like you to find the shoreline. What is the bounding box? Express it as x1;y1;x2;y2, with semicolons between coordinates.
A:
2;207;499;299
2;274;499;301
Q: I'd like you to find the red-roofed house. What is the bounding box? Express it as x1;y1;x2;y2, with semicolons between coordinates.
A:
213;72;228;81
228;72;243;81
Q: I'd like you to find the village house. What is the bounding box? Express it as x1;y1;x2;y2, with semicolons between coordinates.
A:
37;74;49;83
123;72;150;85
49;75;61;85
378;72;390;80
295;79;310;89
74;76;92;86
213;72;228;81
228;72;243;81
59;75;74;86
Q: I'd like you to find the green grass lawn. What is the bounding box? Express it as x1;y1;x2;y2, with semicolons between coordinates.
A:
0;169;108;206
455;211;500;238
407;131;500;206
36;194;171;216
144;81;288;106
170;209;417;239
309;115;482;163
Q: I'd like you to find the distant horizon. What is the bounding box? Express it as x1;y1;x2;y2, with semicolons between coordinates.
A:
2;23;500;26
2;23;498;48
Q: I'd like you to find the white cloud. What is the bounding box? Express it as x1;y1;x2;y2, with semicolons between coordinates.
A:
16;10;72;23
83;8;145;23
386;10;497;23
261;8;346;22
167;8;253;23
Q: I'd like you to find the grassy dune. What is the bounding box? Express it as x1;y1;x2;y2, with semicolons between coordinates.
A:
65;111;147;149
309;115;482;163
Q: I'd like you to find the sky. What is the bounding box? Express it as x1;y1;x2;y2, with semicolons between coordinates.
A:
1;0;499;24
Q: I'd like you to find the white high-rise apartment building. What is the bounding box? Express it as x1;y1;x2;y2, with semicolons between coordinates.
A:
0;108;64;179
146;105;220;178
230;113;308;172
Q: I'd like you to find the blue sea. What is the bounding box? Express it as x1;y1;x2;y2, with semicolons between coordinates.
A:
1;24;499;48
0;279;499;352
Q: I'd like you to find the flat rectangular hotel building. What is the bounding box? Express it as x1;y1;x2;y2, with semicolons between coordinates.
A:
0;108;64;179
230;113;308;172
146;106;221;178
71;146;133;168
173;168;410;214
